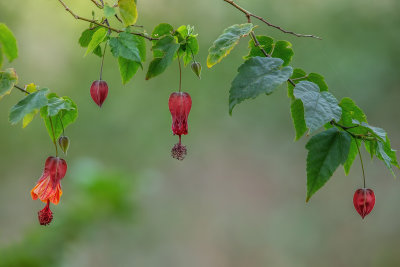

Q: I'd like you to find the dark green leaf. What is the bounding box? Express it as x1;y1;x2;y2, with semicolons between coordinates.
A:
109;32;145;64
118;57;140;84
207;23;253;68
229;56;293;114
0;68;18;98
152;23;174;38
9;89;49;124
45;94;75;117
145;35;179;80
306;128;352;202
290;98;307;140
288;69;328;99
0;23;18;62
293;81;341;133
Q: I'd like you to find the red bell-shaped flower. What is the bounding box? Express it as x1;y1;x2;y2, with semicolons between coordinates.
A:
168;92;192;136
353;188;375;219
31;156;67;205
90;80;109;107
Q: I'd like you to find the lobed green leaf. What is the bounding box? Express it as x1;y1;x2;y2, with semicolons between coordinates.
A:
229;56;292;114
9;89;49;125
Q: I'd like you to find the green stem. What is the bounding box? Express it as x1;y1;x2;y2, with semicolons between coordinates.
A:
354;138;366;188
99;41;108;80
177;53;182;92
49;116;58;157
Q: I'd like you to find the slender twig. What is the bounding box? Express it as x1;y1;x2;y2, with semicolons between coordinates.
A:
57;0;158;41
222;0;321;40
354;138;366;188
14;85;30;94
90;0;103;8
177;53;182;92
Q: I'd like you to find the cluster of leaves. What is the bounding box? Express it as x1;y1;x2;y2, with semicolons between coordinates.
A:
0;23;77;144
207;23;399;201
79;0;200;84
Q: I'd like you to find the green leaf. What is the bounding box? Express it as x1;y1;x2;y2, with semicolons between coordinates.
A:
339;97;367;125
351;119;387;142
376;138;399;176
40;97;78;142
207;23;253;68
365;140;377;160
306;128;352;202
118;0;138;26
0;46;3;69
85;27;107;56
182;36;199;66
0;68;18;98
109;32;145;64
145;35;179;80
22;109;39;128
45;94;75;117
293;81;342;133
229;56;293;114
288;69;328;99
245;36;294;66
9;89;49;125
118;57;140;84
0;23;18;62
104;4;116;18
290;99;307;141
343;138;359;175
152;23;174;38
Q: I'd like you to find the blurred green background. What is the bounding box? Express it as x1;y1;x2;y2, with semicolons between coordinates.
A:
1;0;400;266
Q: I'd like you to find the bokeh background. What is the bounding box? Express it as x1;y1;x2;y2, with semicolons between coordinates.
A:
1;0;400;266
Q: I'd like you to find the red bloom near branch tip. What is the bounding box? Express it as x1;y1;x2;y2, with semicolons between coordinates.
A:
353;188;375;219
31;156;67;205
169;92;192;161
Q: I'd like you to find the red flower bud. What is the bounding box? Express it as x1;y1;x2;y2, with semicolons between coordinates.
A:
38;201;53;226
90;80;109;107
168;92;192;136
353;188;375;219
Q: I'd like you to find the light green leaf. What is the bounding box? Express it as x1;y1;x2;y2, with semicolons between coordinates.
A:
207;23;253;68
294;81;342;133
245;36;294;66
22;109;38;128
0;23;18;62
365;140;377;160
351;119;386;142
118;57;140;84
40;97;78;142
145;35;179;80
290;99;307;141
118;0;138;26
306;128;352;202
152;23;174;38
0;46;3;69
45;94;75;117
376;138;399;176
229;56;293;114
85;27;107;56
9;89;49;125
288;69;328;99
109;32;145;64
245;35;274;59
0;68;18;98
104;4;116;18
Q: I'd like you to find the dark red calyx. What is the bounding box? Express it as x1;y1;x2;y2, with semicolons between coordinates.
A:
168;92;192;136
45;156;68;185
171;142;187;161
38;203;53;226
353;188;375;219
90;80;109;107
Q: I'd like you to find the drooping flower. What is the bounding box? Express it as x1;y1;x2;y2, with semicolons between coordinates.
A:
353;188;375;219
90;80;109;107
31;156;67;205
168;92;192;160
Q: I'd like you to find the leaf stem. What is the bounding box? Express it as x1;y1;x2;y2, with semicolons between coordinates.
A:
14;85;30;94
49;116;58;157
354;137;366;188
177;53;182;92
